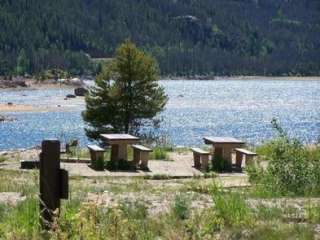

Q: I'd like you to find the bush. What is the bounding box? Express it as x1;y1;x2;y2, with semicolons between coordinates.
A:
0;155;7;163
248;119;320;196
212;190;252;228
151;147;168;160
171;194;190;220
212;155;232;172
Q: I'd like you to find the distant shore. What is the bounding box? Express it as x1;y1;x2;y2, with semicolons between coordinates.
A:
163;75;320;81
1;76;320;90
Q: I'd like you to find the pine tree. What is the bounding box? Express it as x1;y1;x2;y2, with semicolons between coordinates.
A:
82;40;168;141
16;49;30;76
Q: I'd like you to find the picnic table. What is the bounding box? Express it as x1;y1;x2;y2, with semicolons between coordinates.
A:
203;137;245;166
100;134;139;161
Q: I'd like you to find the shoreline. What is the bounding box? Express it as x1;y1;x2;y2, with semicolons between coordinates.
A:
162;75;320;81
1;76;320;90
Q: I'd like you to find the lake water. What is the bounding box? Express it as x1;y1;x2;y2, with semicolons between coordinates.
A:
0;79;319;150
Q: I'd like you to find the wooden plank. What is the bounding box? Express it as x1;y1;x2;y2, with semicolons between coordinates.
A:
235;148;257;156
204;137;245;144
87;144;105;152
20;160;39;169
100;134;139;141
132;144;152;152
191;147;210;155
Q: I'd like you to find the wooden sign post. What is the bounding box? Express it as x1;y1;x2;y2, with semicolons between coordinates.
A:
39;139;68;229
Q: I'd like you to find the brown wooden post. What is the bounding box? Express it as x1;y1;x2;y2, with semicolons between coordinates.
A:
193;152;201;169
201;154;209;171
40;139;68;229
222;147;232;164
214;147;223;159
111;145;119;161
132;149;140;167
235;152;243;168
118;144;127;160
140;152;149;169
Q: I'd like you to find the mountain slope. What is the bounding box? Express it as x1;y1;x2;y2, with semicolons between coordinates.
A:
0;0;319;76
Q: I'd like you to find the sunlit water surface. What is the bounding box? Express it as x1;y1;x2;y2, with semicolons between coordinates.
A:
0;79;319;150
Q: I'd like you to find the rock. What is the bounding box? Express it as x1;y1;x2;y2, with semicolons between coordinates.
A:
0;115;16;122
69;78;83;86
66;94;76;98
0;192;26;206
74;87;88;96
0;80;27;88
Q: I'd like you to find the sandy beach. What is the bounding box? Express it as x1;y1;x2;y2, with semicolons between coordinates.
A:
0;104;42;112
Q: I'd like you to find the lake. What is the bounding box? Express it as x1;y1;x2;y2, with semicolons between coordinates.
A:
0;79;319;150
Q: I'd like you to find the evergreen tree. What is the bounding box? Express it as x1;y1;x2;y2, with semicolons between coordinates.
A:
15;49;30;76
82;40;168;141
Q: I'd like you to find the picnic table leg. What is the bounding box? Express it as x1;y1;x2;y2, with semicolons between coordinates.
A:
111;145;119;161
132;148;140;167
201;155;209;171
213;146;223;163
222;147;233;169
235;152;243;168
140;152;149;169
193;152;201;169
118;143;127;160
214;147;223;158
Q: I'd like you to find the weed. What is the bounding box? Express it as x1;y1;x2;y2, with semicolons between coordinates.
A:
306;204;320;223
172;193;190;220
0;155;7;163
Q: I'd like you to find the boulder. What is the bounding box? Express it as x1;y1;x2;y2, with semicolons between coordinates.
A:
0;80;27;88
69;78;83;86
66;94;76;98
0;115;16;122
74;87;88;96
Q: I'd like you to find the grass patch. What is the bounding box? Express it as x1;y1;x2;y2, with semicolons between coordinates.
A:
0;155;7;163
150;147;169;160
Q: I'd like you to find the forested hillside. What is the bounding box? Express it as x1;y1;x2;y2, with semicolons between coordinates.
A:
0;0;319;76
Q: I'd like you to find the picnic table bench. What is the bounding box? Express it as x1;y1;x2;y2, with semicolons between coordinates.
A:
191;147;210;171
132;144;152;169
87;144;105;170
235;148;257;168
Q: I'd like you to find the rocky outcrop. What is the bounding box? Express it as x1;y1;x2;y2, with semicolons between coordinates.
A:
0;80;27;88
74;87;88;96
0;115;16;122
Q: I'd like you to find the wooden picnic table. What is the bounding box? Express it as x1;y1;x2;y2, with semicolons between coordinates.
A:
100;134;140;161
203;137;245;166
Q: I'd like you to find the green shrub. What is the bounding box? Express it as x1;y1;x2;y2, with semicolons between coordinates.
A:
212;155;231;172
150;147;168;160
0;198;39;238
213;191;252;228
248;119;320;196
247;223;314;240
306;204;320;223
0;155;7;163
171;194;190;220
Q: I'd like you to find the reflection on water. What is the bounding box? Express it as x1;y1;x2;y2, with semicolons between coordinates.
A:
0;79;319;150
